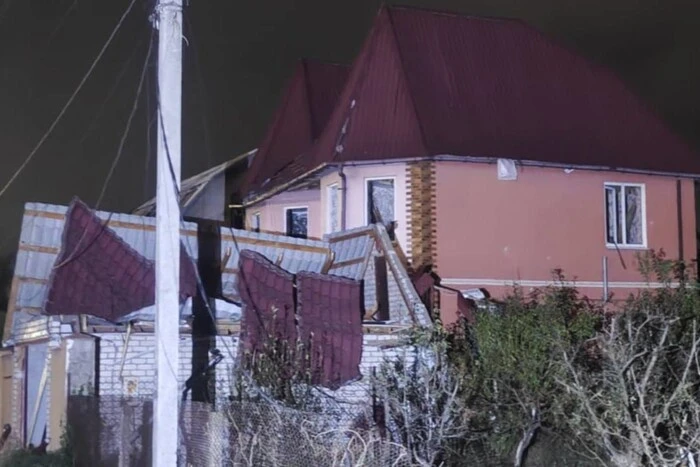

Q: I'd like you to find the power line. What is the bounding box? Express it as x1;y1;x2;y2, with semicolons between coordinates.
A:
52;29;154;271
76;35;147;148
96;33;154;208
35;0;79;61
0;0;139;202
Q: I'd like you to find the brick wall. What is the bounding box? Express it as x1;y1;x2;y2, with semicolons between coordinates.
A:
405;161;437;269
362;244;414;325
318;334;415;404
95;334;192;397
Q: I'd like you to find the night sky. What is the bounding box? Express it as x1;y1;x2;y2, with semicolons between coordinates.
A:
0;0;699;255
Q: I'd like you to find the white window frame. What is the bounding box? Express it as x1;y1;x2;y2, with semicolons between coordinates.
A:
364;177;397;225
604;182;647;249
326;183;339;234
283;206;309;237
251;212;261;232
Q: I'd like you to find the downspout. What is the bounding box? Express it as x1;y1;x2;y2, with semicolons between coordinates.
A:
338;164;347;230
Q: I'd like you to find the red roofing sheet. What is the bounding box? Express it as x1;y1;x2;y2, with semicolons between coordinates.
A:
44;199;197;321
244;59;350;195
411;266;438;297
296;271;364;389
238;250;297;359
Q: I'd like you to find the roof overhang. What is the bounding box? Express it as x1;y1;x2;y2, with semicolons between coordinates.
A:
237;153;700;208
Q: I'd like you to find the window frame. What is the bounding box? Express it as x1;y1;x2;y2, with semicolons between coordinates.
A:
364;176;397;226
283;206;309;239
603;182;647;249
326;183;340;234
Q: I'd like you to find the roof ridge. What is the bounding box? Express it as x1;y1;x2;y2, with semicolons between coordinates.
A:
383;3;524;24
243;63;307;193
384;6;430;155
325;7;388;165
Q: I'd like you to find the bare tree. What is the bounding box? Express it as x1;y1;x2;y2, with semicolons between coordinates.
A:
560;302;700;466
372;345;474;466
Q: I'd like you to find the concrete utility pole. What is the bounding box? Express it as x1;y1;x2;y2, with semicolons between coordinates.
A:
152;0;183;465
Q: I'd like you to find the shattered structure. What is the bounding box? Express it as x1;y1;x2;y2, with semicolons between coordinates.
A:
0;199;430;449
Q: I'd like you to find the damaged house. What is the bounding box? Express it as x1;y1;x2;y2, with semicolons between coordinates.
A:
0;197;429;454
237;5;700;322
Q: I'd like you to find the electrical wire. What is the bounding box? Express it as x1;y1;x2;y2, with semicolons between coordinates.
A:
35;0;79;61
76;34;147;148
53;29;155;270
0;0;139;202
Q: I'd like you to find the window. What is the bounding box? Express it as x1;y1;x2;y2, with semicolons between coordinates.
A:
366;178;395;226
327;184;340;234
285;207;308;239
604;183;645;247
251;212;261;232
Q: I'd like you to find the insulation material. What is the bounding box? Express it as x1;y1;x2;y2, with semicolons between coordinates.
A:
238;250;296;361
296;271;364;389
44;199;197;321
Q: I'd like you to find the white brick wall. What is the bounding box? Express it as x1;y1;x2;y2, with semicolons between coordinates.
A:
91;332;412;407
320;334;415;404
96;334;192;397
213;335;238;399
95;333;241;401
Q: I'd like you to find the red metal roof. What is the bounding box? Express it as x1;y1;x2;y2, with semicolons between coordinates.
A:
237;249;364;389
313;6;700;173
252;5;699;200
44;199;197;322
238;250;297;360
296;271;363;389
243;59;350;195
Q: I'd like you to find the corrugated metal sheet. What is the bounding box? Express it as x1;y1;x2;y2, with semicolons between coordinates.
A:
297;271;363;389
44;199;197;321
8;201;198;343
244;60;349;195
326;226;374;280
133;149;256;217
220;227;330;300
238;250;296;361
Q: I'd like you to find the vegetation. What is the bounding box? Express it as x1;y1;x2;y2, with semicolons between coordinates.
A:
0;424;74;467
371;250;700;466
6;250;698;466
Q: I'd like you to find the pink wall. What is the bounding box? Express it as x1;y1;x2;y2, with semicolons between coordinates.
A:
247;189;322;238
435;161;696;321
320;163;407;247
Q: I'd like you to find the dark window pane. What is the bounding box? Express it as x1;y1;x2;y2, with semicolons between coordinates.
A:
286;208;308;238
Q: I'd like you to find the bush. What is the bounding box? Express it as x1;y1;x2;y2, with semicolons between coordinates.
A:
0;425;74;467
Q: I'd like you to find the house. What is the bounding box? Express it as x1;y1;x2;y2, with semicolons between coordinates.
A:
133;148;256;225
0;198;428;456
237;5;700;322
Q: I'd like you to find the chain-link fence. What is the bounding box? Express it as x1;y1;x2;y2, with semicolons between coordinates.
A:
66;395;413;467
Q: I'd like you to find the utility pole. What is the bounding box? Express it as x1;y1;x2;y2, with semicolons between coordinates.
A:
152;0;183;465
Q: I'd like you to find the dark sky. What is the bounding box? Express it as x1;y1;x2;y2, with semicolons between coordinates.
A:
0;0;699;254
